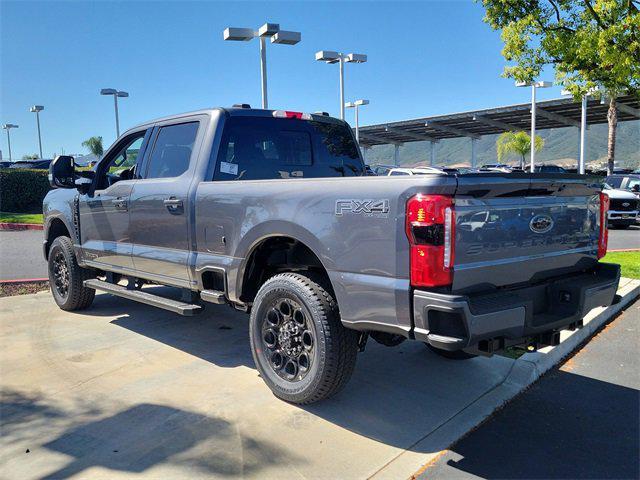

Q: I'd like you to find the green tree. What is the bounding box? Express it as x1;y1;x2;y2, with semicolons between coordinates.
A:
496;131;544;168
82;136;104;160
481;0;640;174
21;153;40;160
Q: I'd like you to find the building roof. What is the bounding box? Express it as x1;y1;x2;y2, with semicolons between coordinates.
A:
358;94;640;147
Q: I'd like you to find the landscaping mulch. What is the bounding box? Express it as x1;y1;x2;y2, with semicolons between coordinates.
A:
0;281;50;297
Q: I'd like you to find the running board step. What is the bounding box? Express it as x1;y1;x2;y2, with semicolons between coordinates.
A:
200;290;226;304
84;279;202;316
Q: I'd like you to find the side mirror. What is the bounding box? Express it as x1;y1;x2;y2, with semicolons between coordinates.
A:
49;155;76;189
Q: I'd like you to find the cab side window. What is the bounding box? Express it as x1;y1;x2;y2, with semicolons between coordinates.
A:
145;122;199;179
95;131;147;190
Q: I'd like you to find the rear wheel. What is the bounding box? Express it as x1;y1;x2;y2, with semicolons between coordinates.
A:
249;272;358;404
426;343;477;360
48;236;95;311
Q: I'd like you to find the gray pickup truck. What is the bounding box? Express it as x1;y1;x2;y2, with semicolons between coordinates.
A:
44;106;620;404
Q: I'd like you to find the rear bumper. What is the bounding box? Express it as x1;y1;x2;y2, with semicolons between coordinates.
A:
413;263;620;352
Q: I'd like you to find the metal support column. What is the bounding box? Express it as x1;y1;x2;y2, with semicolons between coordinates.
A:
394;144;400;166
579;95;587;174
530;85;537;171
5;129;12;162
259;36;268;109
35;111;43;159
471;138;477;168
430;141;435;166
339;57;345;120
113;94;121;138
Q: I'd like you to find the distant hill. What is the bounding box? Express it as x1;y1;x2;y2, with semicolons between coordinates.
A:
364;120;640;170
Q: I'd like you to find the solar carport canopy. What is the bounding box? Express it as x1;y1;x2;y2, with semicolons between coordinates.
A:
357;94;640;146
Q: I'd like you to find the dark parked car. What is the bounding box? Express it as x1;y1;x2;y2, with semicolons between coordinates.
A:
526;164;567;173
0;161;13;168
9;159;52;169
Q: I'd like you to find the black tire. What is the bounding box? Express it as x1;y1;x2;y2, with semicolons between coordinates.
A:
426;343;477;360
48;236;95;311
249;272;358;404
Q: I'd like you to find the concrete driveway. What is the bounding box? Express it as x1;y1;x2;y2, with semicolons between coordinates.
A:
1;278;638;480
1;290;520;480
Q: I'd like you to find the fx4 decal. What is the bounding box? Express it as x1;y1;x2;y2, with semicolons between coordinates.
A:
335;199;390;217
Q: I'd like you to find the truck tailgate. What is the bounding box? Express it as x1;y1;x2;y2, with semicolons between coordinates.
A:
452;174;602;293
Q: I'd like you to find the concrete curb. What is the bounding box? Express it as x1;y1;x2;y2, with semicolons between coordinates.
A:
377;278;640;480
0;222;43;231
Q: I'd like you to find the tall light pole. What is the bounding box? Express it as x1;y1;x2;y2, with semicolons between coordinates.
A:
516;80;552;171
100;88;129;138
315;51;367;120
562;88;594;174
345;99;369;144
223;23;301;109
2;124;18;162
30;105;44;159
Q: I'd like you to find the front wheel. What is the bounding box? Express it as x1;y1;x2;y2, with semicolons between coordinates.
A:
249;272;358;404
48;236;95;311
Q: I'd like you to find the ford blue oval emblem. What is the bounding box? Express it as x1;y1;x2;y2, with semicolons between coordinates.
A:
529;214;554;234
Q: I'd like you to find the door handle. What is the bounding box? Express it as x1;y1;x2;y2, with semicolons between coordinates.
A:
163;197;183;212
112;197;128;210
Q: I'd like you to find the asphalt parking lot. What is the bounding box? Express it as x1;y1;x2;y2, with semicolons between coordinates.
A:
419;300;640;480
0;226;638;282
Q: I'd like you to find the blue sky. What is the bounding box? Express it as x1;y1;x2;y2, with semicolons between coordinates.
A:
1;0;562;159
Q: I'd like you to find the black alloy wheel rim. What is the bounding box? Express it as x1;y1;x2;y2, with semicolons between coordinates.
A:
52;251;70;298
261;297;315;382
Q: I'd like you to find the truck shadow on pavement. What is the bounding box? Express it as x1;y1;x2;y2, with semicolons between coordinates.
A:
79;293;516;455
87;292;256;369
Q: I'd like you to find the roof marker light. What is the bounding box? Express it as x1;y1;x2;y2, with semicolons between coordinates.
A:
272;110;312;120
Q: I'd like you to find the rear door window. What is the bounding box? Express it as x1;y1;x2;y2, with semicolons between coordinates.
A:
213;116;363;180
145;122;199;179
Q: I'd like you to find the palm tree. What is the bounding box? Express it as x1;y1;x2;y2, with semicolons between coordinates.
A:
82;136;104;160
496;131;544;169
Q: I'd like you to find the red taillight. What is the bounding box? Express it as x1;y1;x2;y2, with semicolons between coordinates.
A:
406;194;455;287
598;192;609;259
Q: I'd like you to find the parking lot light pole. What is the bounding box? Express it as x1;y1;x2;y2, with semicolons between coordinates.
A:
223;23;301;109
2;124;18;162
516;80;552;171
345;99;369;144
29;105;44;159
315;51;367;120
100;89;129;138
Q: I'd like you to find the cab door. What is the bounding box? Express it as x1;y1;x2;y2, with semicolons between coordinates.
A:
129;118;203;287
78;129;150;271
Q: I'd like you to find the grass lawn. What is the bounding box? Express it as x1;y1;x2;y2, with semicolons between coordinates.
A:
0;212;44;224
602;251;640;279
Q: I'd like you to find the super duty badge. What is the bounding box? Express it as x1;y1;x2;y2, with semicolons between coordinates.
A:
335;199;390;217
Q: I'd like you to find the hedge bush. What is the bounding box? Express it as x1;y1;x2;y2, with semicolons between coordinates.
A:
0;169;52;213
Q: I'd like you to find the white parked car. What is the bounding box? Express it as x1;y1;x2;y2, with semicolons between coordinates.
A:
603;183;639;228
